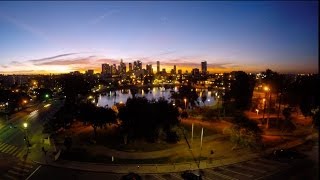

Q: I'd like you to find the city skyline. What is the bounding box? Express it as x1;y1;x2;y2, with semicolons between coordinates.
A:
0;1;318;74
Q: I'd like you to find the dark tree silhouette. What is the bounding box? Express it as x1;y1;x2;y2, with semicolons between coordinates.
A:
78;103;117;139
226;71;255;111
118;97;180;143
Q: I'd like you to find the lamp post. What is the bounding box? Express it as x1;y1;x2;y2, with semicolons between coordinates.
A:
23;122;30;147
184;98;187;109
198;127;204;168
263;86;271;129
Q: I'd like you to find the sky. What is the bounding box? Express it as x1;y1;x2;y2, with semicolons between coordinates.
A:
0;1;318;74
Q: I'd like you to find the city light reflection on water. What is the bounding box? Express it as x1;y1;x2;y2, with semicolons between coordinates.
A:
97;87;216;107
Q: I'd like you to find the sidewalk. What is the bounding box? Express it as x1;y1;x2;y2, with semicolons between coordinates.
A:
31;131;318;174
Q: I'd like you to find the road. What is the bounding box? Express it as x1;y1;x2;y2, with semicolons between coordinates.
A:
25;157;303;180
0;99;64;180
28;135;318;180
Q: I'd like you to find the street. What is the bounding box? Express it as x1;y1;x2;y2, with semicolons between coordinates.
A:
0;100;64;179
27;136;318;180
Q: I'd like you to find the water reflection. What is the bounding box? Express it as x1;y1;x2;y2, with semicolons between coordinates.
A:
97;87;216;107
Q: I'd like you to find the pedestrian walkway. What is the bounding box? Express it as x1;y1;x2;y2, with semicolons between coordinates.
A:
0;141;25;159
1;160;37;180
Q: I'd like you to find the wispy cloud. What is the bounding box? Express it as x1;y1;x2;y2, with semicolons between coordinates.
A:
29;53;78;62
1;14;51;43
89;10;119;25
35;58;91;66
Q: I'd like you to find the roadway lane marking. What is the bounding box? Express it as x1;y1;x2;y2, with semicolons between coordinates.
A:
206;169;239;180
246;161;277;169
232;164;267;173
12;148;23;157
17;162;34;169
256;158;289;166
26;165;42;180
218;167;253;177
4;145;17;154
202;176;214;180
255;165;292;180
1;144;11;152
152;174;167;180
0;142;8;149
7;169;25;176
171;173;184;179
13;166;30;172
3;173;17;180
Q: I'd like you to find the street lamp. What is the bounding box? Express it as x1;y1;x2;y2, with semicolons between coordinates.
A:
184;98;187;109
263;86;271;129
23;122;30;147
23;122;28;128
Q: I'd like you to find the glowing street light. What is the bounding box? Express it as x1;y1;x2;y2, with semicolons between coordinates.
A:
23;122;28;129
184;98;187;109
23;122;30;147
263;86;271;129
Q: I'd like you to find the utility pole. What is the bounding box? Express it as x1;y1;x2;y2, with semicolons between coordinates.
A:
198;127;203;168
191;123;194;149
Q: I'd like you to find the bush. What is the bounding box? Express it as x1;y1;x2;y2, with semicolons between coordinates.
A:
230;113;263;150
165;130;180;143
181;111;189;119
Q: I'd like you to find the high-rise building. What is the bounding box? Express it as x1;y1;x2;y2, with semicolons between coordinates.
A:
128;63;133;72
133;60;142;71
102;64;111;75
86;69;94;75
119;59;126;74
102;64;108;74
178;69;182;74
173;65;176;74
112;64;117;75
157;61;160;73
146;64;153;75
201;61;207;74
192;68;200;76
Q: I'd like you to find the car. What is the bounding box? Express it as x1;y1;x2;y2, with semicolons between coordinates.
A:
121;173;142;180
271;149;306;160
181;171;202;180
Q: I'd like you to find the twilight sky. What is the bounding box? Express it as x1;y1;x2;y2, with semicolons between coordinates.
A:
0;1;318;74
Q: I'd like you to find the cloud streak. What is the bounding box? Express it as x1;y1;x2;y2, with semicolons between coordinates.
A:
29;53;78;62
89;10;119;25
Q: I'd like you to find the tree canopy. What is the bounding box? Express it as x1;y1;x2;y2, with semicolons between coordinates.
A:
118;97;180;143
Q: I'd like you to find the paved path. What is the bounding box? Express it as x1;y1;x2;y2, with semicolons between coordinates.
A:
31;132;317;174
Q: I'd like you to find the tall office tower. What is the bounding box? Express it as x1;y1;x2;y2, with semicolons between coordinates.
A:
146;64;153;75
86;69;94;75
112;64;117;75
137;60;142;70
102;63;112;75
173;65;176;74
129;63;133;71
157;61;160;73
201;61;207;74
119;59;126;74
178;69;182;75
102;63;108;74
192;68;200;76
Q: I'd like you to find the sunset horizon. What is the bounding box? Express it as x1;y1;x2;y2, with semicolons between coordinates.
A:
0;1;318;75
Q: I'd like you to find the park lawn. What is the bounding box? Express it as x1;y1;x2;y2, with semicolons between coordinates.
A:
60;149;171;164
180;122;218;139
